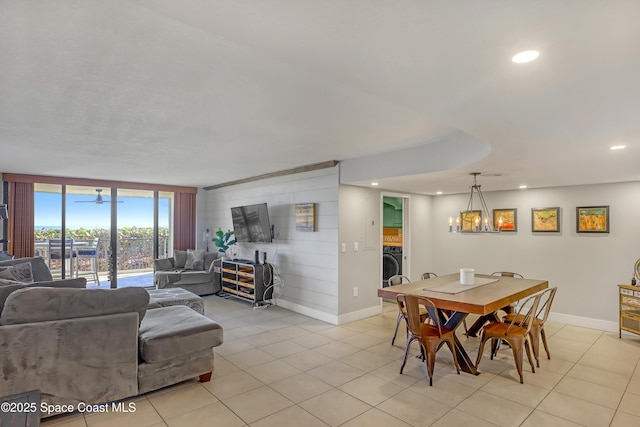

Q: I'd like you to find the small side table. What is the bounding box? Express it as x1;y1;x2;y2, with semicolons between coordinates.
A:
0;389;40;427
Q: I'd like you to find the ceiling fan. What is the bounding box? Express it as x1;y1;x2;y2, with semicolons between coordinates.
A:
74;189;123;204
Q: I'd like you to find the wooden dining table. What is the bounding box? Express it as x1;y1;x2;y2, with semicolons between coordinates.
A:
378;273;548;375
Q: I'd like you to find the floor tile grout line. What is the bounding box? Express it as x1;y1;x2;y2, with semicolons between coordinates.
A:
520;328;622;427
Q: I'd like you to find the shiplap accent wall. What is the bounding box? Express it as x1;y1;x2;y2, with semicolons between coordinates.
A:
199;166;340;322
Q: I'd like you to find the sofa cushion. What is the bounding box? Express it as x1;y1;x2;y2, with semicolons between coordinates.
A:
173;250;188;268
0;257;53;282
0;287;150;326
154;258;174;272
185;249;205;270
0;279;87;315
139;305;223;363
0;263;34;283
177;270;213;285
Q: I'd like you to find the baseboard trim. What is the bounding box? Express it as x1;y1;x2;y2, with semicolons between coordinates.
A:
274;299;339;325
337;305;383;325
272;301;622;333
273;300;382;325
548;312;619;333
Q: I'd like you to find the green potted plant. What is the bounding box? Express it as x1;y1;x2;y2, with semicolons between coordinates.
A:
212;227;236;259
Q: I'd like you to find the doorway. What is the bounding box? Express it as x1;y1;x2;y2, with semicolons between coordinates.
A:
381;195;408;287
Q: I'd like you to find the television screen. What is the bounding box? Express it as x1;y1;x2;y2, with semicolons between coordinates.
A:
231;203;272;243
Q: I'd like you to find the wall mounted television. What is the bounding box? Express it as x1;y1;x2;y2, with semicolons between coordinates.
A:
231;203;273;243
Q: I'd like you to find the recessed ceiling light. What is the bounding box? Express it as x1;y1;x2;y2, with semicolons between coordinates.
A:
610;145;626;150
519;185;528;189
436;191;443;195
512;50;539;63
371;182;379;186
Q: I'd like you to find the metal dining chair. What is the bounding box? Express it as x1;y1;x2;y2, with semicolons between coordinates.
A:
466;271;525;337
492;271;524;279
400;294;460;386
476;292;542;384
389;275;426;346
501;287;557;367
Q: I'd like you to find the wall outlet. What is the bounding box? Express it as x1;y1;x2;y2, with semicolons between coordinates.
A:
353;287;358;297
353;242;359;251
341;243;346;253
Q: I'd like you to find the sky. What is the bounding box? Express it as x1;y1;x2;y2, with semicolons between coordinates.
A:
35;192;170;228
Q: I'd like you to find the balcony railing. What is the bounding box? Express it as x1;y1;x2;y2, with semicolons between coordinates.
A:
41;237;170;275
97;237;170;272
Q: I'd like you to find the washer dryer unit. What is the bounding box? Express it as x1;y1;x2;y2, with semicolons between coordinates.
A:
382;245;403;287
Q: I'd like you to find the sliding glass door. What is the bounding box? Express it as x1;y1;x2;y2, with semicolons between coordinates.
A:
34;184;64;277
33;183;173;288
115;188;154;287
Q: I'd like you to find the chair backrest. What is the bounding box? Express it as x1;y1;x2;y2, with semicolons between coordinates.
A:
421;272;438;280
535;287;557;325
491;271;524;279
404;294;444;338
388;275;410;286
77;237;100;256
48;238;74;254
505;293;542;336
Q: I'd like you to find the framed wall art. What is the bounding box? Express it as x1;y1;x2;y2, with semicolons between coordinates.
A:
531;207;560;232
460;210;482;231
576;206;609;233
493;208;517;232
295;203;316;232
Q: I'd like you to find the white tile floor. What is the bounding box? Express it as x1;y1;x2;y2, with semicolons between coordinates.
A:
42;296;640;427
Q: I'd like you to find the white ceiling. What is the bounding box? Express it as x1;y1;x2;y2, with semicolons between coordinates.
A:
1;0;639;194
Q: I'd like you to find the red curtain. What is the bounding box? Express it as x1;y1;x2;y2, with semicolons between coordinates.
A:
174;192;196;250
7;181;35;258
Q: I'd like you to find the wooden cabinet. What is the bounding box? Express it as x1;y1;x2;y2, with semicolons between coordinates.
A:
221;260;273;305
618;284;640;338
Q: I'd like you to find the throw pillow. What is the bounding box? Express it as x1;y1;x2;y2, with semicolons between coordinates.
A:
173;250;188;269
185;249;205;270
0;263;34;283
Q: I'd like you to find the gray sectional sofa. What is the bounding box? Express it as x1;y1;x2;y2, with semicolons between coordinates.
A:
0;257;224;417
153;250;221;295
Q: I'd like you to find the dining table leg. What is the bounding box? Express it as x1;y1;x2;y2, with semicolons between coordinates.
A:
442;311;480;375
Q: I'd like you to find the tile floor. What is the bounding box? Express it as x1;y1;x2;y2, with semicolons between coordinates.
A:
42;296;640;427
85;272;154;289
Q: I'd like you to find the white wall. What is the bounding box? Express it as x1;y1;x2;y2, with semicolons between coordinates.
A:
431;181;640;331
336;186;435;323
201;167;340;322
337;185;381;321
407;193;435;281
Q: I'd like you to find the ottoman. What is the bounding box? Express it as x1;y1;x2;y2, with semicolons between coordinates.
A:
137;305;224;394
147;288;205;315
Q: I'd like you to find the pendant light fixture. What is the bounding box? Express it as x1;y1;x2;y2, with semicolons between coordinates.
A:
448;173;501;233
